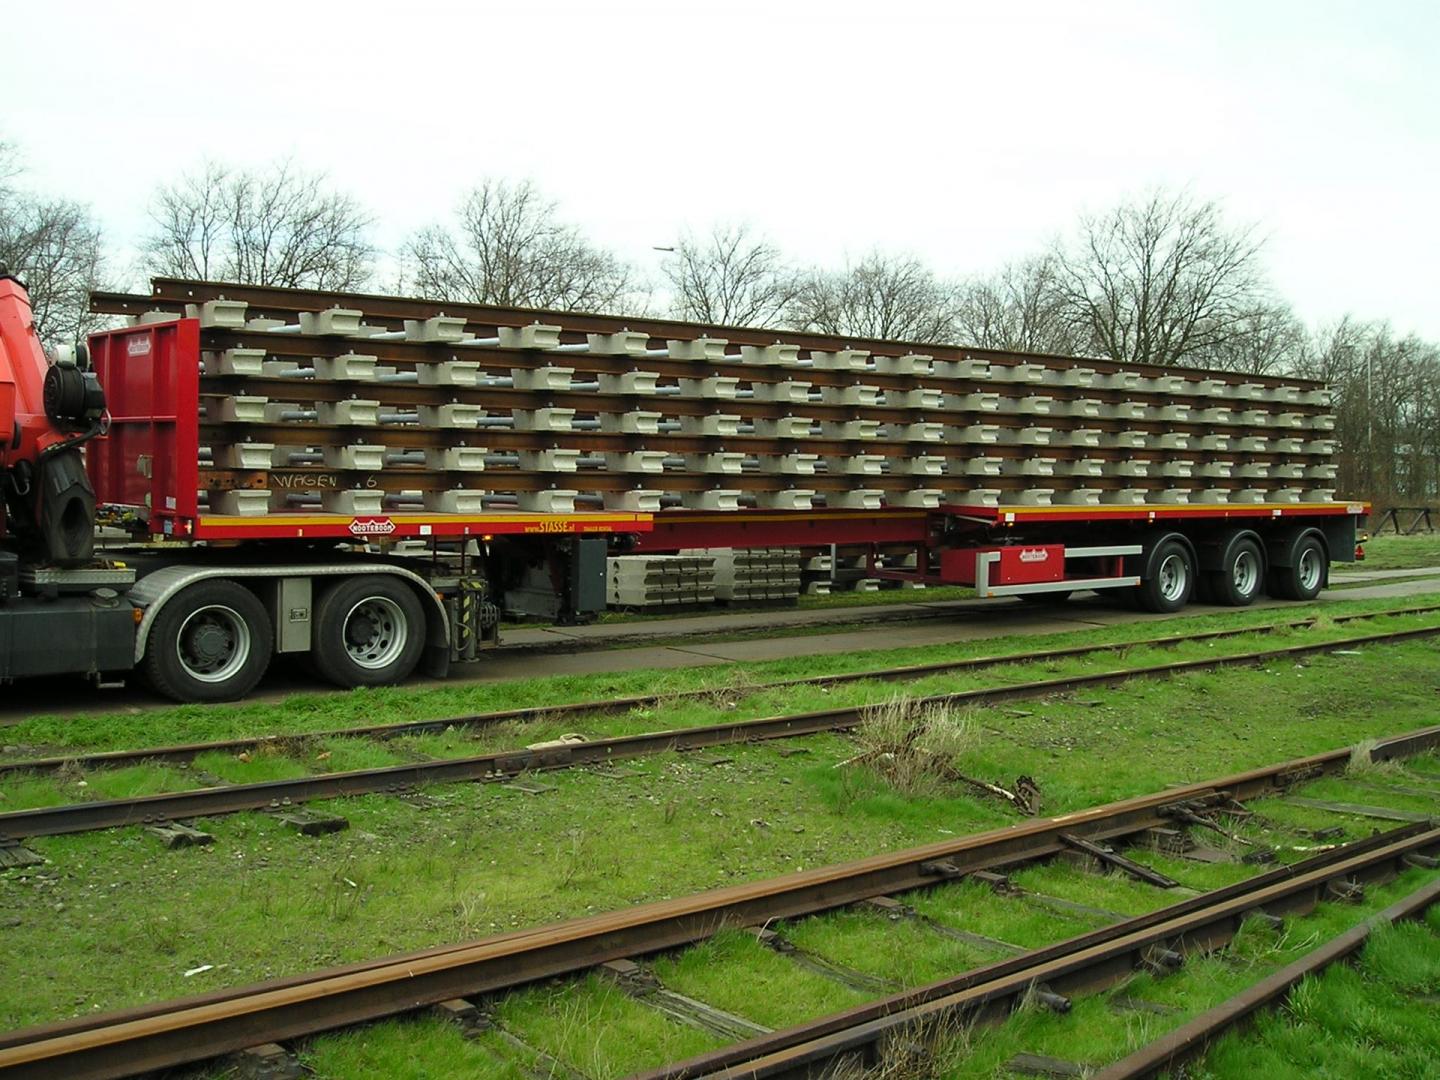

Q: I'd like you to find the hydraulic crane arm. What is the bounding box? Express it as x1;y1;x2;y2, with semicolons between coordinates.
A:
0;269;107;565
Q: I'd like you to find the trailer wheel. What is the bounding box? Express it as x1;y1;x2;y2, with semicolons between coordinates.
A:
143;581;273;703
312;576;426;688
1138;539;1194;613
1210;536;1265;607
1269;534;1327;601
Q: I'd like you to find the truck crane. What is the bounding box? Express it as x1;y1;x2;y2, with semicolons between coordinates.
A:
0;269;138;683
1;269;108;565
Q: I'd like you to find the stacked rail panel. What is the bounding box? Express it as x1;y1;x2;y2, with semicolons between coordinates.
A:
687;547;802;603
105;283;1341;520
606;554;717;608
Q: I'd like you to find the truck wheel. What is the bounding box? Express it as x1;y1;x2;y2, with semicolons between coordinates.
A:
1270;535;1327;601
1138;540;1194;613
143;581;273;702
1210;537;1265;607
312;576;426;688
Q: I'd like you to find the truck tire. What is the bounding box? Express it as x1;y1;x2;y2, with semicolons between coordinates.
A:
143;581;273;702
312;576;426;688
1269;534;1327;601
1138;539;1194;613
1209;536;1265;607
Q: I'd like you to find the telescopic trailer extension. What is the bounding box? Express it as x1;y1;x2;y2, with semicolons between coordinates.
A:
0;273;1365;702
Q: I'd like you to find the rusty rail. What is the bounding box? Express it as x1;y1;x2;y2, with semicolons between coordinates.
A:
636;828;1440;1080
1091;874;1440;1079
92;279;1326;391
1;626;1437;842
5;602;1435;781
1;780;1433;1079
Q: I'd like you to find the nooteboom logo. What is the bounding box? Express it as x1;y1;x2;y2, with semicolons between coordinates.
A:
126;337;152;357
1018;548;1050;563
348;516;397;536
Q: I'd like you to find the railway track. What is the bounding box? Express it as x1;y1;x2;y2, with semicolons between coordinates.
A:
0;726;1436;1080
1;622;1438;842
3;601;1437;782
1089;879;1440;1079
638;841;1440;1080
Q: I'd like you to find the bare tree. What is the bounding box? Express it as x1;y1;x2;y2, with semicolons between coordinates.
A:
0;141;17;188
142;160;374;289
954;255;1078;355
1052;191;1268;368
401;180;636;312
786;252;958;343
1299;318;1440;505
662;224;794;327
1201;301;1307;376
0;141;107;344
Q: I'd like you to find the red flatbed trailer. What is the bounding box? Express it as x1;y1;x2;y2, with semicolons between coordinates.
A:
0;273;1369;703
634;500;1363;600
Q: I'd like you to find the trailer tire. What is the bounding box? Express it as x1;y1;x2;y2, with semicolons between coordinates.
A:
1138;539;1194;613
143;581;273;703
1269;534;1327;601
1209;536;1266;607
312;576;426;688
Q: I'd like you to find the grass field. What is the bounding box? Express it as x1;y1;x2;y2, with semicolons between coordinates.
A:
1357;531;1440;571
1;594;1437;1077
3;590;1436;759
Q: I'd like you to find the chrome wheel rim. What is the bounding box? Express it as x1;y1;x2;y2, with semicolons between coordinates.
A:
1157;552;1189;602
1298;548;1322;592
1232;550;1259;597
343;596;408;670
176;604;251;684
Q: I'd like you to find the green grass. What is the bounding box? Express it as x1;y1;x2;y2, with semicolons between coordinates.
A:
1356;532;1440;571
653;930;865;1030
925;868;1440;1078
497;975;719;1079
2;591;1436;765
2;597;1439;1076
780;906;991;987
300;1015;524;1080
1;630;1437;1034
793;583;977;609
1197;911;1440;1079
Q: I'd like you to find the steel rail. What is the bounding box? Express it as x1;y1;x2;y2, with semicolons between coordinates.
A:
1091;875;1440;1080
3;817;1434;1080
92;280;1327;390
1;726;1437;1035
1;625;1437;842
652;832;1440;1080
169;327;1322;437
4;604;1436;781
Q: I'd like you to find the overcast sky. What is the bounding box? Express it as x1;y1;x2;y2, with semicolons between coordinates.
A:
8;1;1437;337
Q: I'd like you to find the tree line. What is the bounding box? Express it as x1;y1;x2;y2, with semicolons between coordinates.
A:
0;142;1433;509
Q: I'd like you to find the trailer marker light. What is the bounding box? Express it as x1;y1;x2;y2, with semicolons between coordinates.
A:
133;608;144;625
